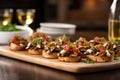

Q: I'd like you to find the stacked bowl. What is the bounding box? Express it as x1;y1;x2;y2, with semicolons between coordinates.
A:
37;23;76;39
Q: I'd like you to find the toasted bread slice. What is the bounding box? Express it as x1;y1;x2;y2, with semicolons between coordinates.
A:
28;49;42;55
58;56;81;62
86;55;114;63
42;50;58;59
9;43;25;51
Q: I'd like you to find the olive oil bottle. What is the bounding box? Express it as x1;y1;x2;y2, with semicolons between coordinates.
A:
108;19;120;41
108;0;120;41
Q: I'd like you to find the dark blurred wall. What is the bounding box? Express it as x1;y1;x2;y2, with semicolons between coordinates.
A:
0;0;46;30
43;0;113;30
0;0;114;30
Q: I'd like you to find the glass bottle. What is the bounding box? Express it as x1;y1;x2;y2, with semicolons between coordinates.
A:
108;0;120;41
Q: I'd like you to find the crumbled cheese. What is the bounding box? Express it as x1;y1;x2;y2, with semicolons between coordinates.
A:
36;44;41;48
40;37;43;39
60;50;66;54
113;44;116;49
43;41;46;44
59;39;62;43
20;43;24;46
95;52;99;56
103;42;108;47
50;47;55;52
89;40;94;43
106;50;111;57
51;41;56;44
86;49;93;53
26;42;31;49
84;52;87;54
56;45;60;48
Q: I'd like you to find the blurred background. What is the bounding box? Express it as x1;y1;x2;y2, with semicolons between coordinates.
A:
0;0;113;30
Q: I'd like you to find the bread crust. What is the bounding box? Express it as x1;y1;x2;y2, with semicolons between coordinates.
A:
58;56;81;62
28;49;42;55
86;55;114;63
9;43;25;51
116;51;120;57
42;50;58;59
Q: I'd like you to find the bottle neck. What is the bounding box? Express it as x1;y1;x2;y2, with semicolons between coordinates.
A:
110;0;117;14
110;0;120;20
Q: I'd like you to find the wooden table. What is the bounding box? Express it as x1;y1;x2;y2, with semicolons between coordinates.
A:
1;30;120;80
0;55;120;80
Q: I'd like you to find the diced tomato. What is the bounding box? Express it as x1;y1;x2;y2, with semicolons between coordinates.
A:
37;32;40;35
33;32;40;38
100;49;105;54
42;34;46;38
103;39;107;43
84;41;88;45
11;37;17;41
101;46;105;50
33;35;37;38
94;37;99;42
61;38;65;42
41;44;44;48
73;48;78;53
33;42;37;45
47;46;50;49
79;37;84;42
109;41;113;46
78;44;82;48
15;41;20;45
71;42;74;45
95;45;99;50
64;45;70;51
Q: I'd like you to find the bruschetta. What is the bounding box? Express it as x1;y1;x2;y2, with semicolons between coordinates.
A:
89;37;107;46
74;37;90;58
55;34;70;45
26;32;51;55
85;41;115;62
42;41;61;59
9;35;28;51
111;41;120;57
58;43;81;62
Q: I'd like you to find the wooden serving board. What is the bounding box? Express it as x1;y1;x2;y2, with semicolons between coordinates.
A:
0;46;120;73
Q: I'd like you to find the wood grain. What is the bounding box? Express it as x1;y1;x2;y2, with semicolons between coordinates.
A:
0;46;120;73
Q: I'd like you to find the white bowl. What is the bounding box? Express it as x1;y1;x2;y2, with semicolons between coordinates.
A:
40;23;76;29
37;23;76;39
0;25;31;44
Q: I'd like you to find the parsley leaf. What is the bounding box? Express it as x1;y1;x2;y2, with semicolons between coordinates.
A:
114;56;119;61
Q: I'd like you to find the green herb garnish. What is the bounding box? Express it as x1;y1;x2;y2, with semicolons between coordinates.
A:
114;56;119;61
82;58;94;64
0;24;23;31
50;47;55;52
99;37;105;41
14;35;24;40
31;37;42;45
69;44;76;48
60;34;70;41
114;41;120;45
86;60;94;64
